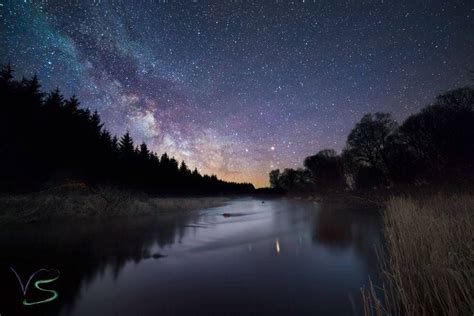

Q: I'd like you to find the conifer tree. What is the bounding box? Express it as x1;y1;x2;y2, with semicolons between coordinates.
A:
0;63;13;85
119;132;135;157
138;143;150;161
45;88;64;108
65;95;80;112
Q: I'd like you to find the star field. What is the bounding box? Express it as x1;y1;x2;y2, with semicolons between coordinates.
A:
1;0;473;187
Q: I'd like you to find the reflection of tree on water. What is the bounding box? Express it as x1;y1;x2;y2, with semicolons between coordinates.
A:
0;212;198;316
271;200;382;271
311;204;383;269
313;206;353;248
307;203;384;313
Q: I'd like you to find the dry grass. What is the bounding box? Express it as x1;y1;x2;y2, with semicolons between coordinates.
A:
362;194;474;315
0;185;230;224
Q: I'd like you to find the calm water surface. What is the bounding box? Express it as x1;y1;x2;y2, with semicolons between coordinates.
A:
0;198;382;316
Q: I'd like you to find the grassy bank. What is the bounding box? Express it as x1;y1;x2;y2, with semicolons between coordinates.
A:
0;184;230;224
362;194;474;315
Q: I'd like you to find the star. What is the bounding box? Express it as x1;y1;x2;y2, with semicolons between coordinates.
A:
1;0;472;188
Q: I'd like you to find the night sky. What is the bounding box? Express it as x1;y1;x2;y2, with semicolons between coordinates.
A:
1;0;473;187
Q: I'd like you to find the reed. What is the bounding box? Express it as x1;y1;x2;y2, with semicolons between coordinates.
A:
362;194;474;315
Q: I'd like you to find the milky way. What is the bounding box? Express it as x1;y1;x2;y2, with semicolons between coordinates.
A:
1;0;473;187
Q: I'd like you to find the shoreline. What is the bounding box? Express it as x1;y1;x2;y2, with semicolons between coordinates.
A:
0;185;233;224
287;192;385;210
286;184;474;210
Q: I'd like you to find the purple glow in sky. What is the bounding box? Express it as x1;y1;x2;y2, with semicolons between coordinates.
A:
1;0;473;187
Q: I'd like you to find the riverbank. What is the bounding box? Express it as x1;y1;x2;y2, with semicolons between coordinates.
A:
362;193;474;315
0;184;231;224
289;184;474;209
286;189;474;314
287;191;385;210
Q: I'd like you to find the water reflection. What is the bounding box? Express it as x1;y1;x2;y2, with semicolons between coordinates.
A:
312;203;382;266
0;198;382;316
0;212;199;315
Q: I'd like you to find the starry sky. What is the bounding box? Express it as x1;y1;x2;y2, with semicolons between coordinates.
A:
1;0;473;187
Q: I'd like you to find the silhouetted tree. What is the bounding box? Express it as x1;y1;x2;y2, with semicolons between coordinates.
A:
119;132;135;159
398;87;474;184
0;63;13;87
138;142;150;161
90;111;103;133
267;84;474;193
179;161;190;174
0;65;255;194
44;88;63;108
343;112;397;189
274;168;311;193
269;169;281;189
65;95;80;113
382;132;422;185
304;149;345;192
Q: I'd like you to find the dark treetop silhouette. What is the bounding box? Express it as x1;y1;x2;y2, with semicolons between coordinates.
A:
269;84;474;193
0;64;254;194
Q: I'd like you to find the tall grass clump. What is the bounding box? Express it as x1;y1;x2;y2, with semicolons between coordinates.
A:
362;194;474;315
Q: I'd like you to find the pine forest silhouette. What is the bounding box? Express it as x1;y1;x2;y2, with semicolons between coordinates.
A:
0;64;254;195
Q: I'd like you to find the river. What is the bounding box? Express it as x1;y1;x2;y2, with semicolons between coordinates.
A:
0;197;382;316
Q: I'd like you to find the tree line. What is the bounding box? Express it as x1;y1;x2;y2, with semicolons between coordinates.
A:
269;84;474;193
0;64;254;194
